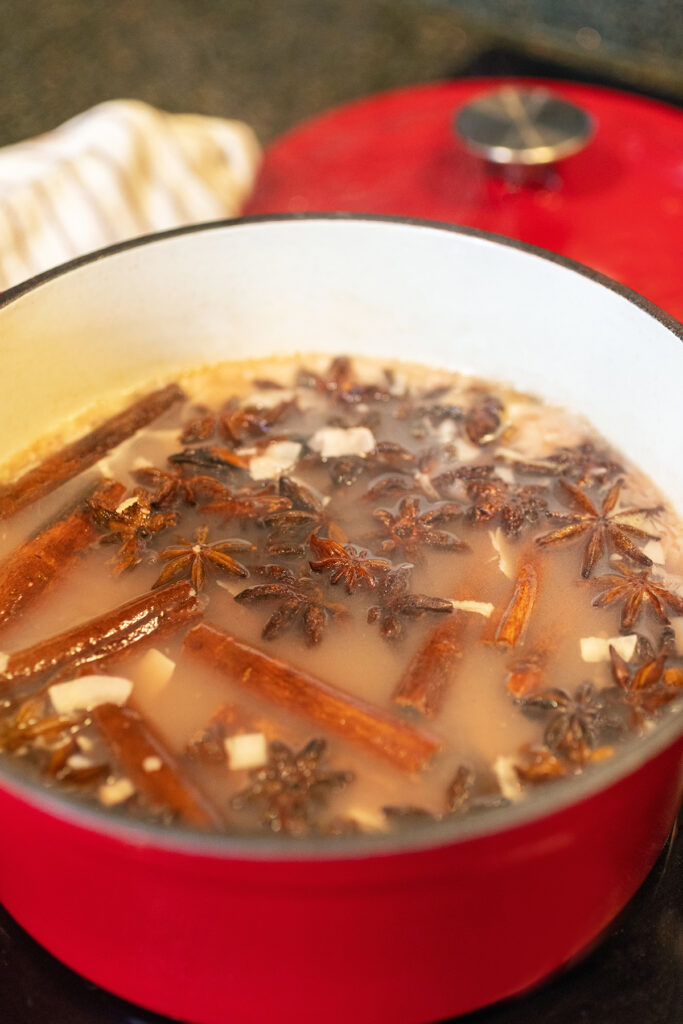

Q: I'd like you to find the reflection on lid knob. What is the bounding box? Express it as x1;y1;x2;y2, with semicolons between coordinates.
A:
455;86;594;166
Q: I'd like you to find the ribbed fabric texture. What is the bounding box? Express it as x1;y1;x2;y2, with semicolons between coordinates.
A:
0;100;261;289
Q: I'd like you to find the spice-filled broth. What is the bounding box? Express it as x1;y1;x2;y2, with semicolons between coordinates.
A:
0;354;681;837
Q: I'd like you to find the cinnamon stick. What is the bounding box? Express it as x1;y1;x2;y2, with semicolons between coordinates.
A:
490;562;540;648
0;580;201;690
92;703;224;828
184;622;440;771
0;383;184;520
0;480;125;632
393;615;467;717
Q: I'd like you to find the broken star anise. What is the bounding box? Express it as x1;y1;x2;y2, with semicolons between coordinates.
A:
535;479;660;578
259;477;330;557
511;442;623;488
235;565;345;645
152;525;254;590
296;355;389;407
133;465;222;508
607;645;683;728
367;564;453;640
373;496;468;560
200;481;291;524
309;535;390;593
231;738;354;836
89;489;178;572
220;398;295;444
464;393;504;445
591;564;683;631
464;477;548;537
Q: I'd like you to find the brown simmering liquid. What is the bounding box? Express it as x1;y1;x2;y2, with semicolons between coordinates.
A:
0;354;681;836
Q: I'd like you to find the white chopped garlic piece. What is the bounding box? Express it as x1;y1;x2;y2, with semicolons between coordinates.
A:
76;734;95;753
49;675;133;714
494;465;515;484
456;439;481;463
137;648;175;695
142;755;163;773
244;388;295;409
98;777;135;806
0;651;8;673
224;732;268;770
348;806;387;832
116;495;139;514
451;600;495;618
415;471;440;501
67;753;98;770
308;426;375;459
493;756;524;803
641;539;665;565
489;528;514;579
435;419;457;444
580;634;638;663
249;440;302;481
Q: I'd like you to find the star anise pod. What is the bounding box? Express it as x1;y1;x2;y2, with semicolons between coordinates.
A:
535;479;660;578
152;525;254;590
507;442;624;488
168;445;250;475
231;738;354;836
309;535;390;593
89;489;178;572
179;410;217;444
235;565;345;645
464;393;504;445
200;481;292;523
373;496;468;559
133;465;222;508
220;399;295;444
296;356;389;407
518;683;619;763
366;564;453;640
260;477;331;557
607;645;683;728
465;477;548;536
591;564;683;631
363;475;416;502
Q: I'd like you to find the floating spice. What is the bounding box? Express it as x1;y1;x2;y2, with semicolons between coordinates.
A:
231;738;353;836
235;565;345;645
373;496;468;559
152;525;254;590
92;703;223;828
591;564;683;631
393;615;466;717
367;564;453;640
0;383;184;521
184;623;441;771
0;581;201;691
0;479;125;633
535;479;659;578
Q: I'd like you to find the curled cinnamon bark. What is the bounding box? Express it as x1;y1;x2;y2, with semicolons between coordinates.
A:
0;383;184;520
393;615;467;717
0;581;201;690
184;623;440;771
0;481;125;633
492;562;540;648
92;703;223;828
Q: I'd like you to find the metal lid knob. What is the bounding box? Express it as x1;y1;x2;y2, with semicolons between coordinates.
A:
455;86;594;167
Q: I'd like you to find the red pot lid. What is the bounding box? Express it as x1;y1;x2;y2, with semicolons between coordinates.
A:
246;79;683;321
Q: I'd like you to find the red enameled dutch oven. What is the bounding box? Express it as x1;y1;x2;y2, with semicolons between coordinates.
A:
0;216;681;1024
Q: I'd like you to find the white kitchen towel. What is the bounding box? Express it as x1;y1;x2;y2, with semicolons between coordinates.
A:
0;99;261;290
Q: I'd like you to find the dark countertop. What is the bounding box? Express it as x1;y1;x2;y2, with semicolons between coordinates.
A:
0;0;680;152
